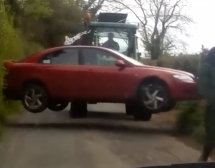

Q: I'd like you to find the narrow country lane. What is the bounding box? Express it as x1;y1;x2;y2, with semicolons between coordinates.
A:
0;103;202;168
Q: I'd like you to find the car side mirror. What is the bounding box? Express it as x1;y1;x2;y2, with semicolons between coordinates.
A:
115;59;125;67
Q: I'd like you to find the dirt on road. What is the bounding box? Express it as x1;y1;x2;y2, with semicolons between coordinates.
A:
0;103;202;168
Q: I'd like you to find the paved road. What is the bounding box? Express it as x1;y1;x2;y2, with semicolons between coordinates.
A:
0;103;201;168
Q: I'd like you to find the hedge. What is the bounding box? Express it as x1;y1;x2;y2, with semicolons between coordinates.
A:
174;101;206;144
0;3;42;137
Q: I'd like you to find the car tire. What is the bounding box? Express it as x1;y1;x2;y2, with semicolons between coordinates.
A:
132;103;152;121
21;84;48;113
48;101;69;112
139;82;169;113
69;100;88;118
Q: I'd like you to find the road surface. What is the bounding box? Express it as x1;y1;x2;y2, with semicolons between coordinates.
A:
0;103;202;168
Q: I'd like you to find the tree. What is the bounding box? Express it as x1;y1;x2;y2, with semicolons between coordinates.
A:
4;0;53;27
76;0;105;15
5;0;107;47
108;0;193;59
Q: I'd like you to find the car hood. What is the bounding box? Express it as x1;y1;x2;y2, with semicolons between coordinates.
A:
142;65;195;77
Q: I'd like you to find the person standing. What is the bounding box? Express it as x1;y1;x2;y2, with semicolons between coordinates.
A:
198;47;215;162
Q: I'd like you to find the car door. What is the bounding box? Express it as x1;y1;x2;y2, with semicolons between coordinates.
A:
39;48;88;99
81;48;135;100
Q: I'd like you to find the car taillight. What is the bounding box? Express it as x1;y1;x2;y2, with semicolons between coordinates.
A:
3;60;13;69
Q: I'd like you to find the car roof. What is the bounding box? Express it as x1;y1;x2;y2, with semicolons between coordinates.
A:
42;45;113;53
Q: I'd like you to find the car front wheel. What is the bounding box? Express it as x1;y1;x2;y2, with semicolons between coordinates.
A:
139;82;170;113
21;84;48;113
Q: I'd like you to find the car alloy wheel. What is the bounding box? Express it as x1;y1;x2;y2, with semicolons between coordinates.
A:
24;89;43;110
142;85;165;110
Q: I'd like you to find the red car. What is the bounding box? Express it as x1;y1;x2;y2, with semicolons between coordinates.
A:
3;46;198;121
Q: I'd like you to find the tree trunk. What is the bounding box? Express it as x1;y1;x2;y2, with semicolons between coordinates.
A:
150;38;161;60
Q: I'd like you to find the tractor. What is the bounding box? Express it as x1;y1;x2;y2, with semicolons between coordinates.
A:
64;12;140;60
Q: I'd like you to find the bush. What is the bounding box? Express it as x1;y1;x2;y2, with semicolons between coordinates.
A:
175;101;201;134
0;3;42;137
192;123;206;144
175;101;206;144
142;54;201;76
0;3;21;133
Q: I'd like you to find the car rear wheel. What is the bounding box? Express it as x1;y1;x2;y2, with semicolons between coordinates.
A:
21;84;48;113
48;101;69;112
69;100;88;118
139;82;169;113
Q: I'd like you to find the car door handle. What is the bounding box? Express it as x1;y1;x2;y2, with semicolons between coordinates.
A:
88;69;93;72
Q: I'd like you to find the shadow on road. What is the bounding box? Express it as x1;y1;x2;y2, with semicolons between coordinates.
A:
6;111;175;135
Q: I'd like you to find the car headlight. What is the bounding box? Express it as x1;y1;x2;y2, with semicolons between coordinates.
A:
173;74;195;83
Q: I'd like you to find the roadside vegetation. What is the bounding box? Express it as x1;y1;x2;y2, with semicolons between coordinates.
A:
175;101;205;144
0;2;26;134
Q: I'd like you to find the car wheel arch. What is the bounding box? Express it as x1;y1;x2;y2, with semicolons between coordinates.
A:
22;78;49;94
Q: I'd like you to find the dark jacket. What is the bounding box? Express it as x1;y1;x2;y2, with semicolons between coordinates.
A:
198;62;215;102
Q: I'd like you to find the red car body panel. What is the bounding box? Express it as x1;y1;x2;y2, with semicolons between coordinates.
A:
3;46;198;102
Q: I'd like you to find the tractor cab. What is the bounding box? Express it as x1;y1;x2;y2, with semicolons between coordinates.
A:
64;13;139;60
88;13;139;59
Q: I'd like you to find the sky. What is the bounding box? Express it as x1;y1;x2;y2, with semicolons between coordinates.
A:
120;0;215;54
184;0;215;53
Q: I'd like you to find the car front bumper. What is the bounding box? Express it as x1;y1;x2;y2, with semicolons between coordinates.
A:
170;81;198;101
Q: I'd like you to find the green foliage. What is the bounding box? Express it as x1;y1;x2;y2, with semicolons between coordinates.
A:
142;54;201;75
5;0;106;47
142;45;210;77
192;123;206;144
175;101;202;134
174;101;206;144
0;2;22;124
0;2;42;137
23;0;53;18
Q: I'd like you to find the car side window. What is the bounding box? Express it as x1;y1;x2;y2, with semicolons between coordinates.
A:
41;48;79;65
82;49;116;66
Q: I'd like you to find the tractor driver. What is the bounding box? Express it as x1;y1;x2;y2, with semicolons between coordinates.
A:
102;32;120;51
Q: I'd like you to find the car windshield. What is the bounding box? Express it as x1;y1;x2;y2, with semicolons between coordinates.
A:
110;49;144;66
